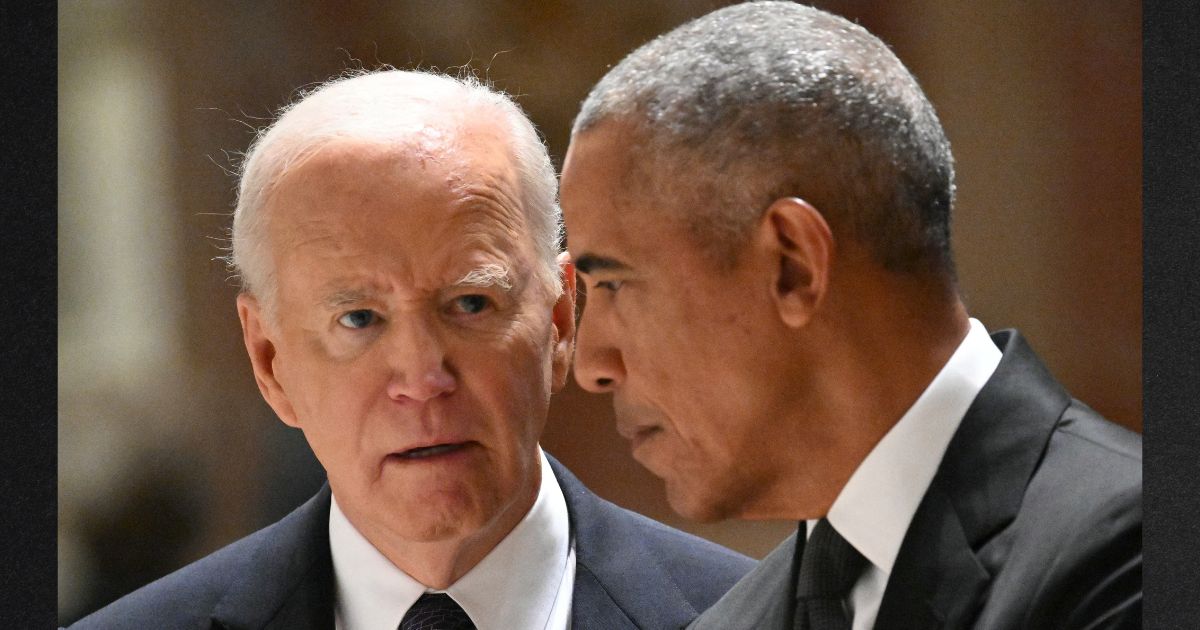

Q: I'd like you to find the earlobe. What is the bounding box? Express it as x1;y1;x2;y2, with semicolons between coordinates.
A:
762;197;833;328
236;293;301;427
549;253;578;392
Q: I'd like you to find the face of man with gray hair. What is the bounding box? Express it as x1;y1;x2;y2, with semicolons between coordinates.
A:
561;2;962;523
233;70;575;588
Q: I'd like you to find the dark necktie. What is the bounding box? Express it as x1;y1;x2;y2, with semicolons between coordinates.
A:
793;519;868;630
398;593;476;630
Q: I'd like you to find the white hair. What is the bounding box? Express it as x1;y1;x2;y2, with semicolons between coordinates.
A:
227;68;562;317
454;263;513;291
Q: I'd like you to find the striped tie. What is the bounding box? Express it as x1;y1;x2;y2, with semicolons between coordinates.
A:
793;519;868;630
398;593;476;630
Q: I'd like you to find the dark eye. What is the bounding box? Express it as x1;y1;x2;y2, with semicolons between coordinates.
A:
337;309;377;329
452;294;491;315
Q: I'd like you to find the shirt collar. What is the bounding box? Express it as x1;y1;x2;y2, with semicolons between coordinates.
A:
819;318;1001;575
330;447;571;630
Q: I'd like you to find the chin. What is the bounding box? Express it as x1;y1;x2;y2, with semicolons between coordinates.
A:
382;482;493;539
664;479;739;523
390;500;490;542
398;515;478;542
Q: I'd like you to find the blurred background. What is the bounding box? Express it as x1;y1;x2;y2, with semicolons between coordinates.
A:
57;0;1140;624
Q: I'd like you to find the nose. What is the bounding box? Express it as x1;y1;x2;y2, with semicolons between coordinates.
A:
384;315;457;402
572;304;625;393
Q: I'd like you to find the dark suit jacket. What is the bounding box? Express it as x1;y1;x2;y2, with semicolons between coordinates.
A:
70;455;754;629
691;330;1142;629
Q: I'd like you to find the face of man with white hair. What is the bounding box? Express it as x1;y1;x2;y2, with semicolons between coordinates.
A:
236;111;575;586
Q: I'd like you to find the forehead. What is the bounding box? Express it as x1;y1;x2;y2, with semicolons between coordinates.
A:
560;123;684;265
265;137;531;290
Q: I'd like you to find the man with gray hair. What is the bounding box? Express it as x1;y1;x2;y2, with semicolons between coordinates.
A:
559;3;1141;629
68;68;752;629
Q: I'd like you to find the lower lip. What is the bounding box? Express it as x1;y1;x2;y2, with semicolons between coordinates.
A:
389;442;477;464
628;427;663;453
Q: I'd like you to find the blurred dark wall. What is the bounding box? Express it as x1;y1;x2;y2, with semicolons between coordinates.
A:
58;0;1140;623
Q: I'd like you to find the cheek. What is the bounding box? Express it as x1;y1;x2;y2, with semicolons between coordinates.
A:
634;342;742;458
626;321;700;407
277;342;389;430
461;331;553;432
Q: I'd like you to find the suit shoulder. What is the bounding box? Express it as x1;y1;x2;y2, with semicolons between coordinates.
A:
1056;399;1142;464
616;504;756;593
66;516;290;629
689;533;798;630
980;401;1142;628
1019;399;1141;533
1029;400;1141;517
549;455;754;621
548;454;754;597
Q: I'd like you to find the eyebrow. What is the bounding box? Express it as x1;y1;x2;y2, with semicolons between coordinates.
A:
317;264;513;310
452;263;513;290
572;254;630;275
321;288;371;309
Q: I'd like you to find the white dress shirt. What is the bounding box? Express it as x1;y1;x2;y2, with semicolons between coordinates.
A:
330;447;575;630
806;318;1002;630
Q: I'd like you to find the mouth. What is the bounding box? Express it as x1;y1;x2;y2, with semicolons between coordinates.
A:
626;426;663;453
392;441;476;461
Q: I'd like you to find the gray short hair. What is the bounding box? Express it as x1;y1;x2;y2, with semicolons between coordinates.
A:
574;1;956;277
228;68;562;316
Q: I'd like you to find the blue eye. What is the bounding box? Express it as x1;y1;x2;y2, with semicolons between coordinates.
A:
452;295;491;315
337;309;377;329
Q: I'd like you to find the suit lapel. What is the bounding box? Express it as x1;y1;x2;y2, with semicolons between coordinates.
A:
210;484;336;630
548;456;698;630
876;330;1070;629
873;486;986;629
570;565;641;630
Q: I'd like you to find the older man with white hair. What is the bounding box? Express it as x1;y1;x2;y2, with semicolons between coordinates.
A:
68;69;752;630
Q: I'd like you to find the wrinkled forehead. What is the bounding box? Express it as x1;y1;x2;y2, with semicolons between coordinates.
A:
269;124;524;220
263;135;532;272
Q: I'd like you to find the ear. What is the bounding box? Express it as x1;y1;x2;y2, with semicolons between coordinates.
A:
549;252;578;392
236;293;301;427
759;197;834;328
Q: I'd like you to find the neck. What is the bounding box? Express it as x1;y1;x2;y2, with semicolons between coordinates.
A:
748;264;969;521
